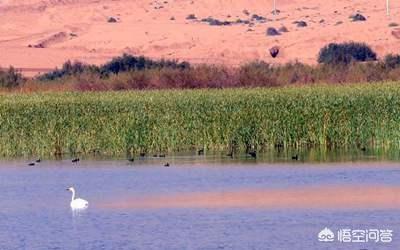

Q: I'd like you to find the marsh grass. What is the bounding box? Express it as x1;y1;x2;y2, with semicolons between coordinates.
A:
1;83;400;157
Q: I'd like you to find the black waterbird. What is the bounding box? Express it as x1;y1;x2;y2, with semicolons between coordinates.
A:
248;151;257;158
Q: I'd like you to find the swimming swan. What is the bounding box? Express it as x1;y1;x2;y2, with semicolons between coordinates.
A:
67;187;89;209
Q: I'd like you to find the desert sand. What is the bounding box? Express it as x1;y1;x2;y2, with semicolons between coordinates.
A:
0;0;399;76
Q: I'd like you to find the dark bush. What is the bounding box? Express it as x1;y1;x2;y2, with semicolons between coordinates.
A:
318;42;377;65
251;14;266;22
350;13;366;22
384;54;400;69
38;54;190;81
278;26;289;32
101;54;189;75
266;27;280;36
107;17;117;23
186;14;197;20
389;22;399;27
235;19;250;24
295;21;307;27
201;17;231;26
38;61;100;81
102;55;148;74
0;66;25;88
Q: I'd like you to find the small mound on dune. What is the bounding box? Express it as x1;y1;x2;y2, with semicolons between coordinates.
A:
392;28;400;39
30;32;69;48
294;20;307;27
266;27;280;36
350;13;366;22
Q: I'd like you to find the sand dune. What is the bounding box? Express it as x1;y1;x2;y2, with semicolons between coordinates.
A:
0;0;399;76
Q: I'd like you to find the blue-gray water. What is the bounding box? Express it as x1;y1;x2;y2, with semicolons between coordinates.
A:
0;157;399;250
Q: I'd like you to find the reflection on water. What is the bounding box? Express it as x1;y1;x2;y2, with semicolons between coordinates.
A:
0;154;399;249
101;185;400;210
71;208;88;218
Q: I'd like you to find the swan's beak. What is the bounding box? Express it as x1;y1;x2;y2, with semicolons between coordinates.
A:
66;188;70;191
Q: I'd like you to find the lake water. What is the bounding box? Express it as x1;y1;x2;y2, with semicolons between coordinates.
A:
0;154;399;249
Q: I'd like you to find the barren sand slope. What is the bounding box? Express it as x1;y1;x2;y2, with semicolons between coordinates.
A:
0;0;399;76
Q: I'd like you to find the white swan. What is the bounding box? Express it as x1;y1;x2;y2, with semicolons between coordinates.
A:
66;187;89;209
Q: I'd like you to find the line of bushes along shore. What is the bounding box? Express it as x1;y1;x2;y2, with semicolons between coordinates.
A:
1;42;400;91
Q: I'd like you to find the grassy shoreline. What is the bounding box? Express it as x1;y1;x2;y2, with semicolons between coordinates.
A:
1;83;400;157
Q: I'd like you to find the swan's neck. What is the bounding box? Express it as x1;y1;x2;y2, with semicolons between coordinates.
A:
71;189;76;201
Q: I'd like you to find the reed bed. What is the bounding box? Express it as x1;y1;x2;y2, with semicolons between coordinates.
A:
1;83;400;157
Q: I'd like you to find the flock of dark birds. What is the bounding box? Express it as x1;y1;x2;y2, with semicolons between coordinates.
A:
26;145;374;166
27;150;301;166
28;157;80;166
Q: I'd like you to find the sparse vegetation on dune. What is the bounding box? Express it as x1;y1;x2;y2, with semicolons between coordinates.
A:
350;13;366;22
2;83;400;157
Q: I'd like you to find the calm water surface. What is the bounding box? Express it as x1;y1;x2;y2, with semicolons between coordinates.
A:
0;155;399;250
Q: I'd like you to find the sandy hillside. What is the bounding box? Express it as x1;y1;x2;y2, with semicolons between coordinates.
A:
0;0;399;76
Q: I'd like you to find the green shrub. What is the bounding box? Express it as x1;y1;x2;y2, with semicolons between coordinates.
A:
37;61;99;81
318;42;377;65
37;54;190;81
0;66;25;88
101;54;190;75
384;54;400;69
